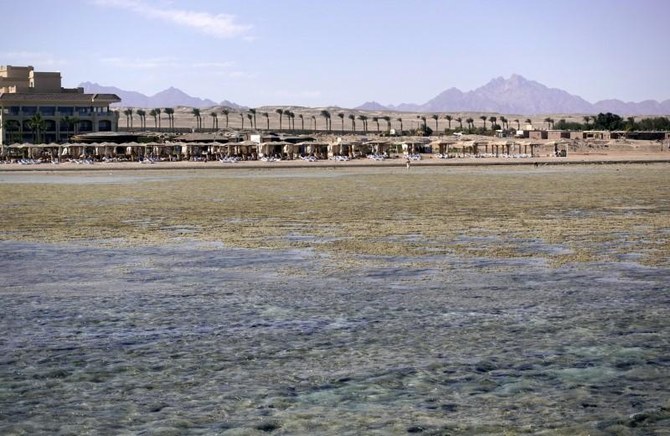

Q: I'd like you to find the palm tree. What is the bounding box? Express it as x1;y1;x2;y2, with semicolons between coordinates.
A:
283;110;291;130
240;112;245;130
210;111;218;129
543;117;552;129
4;119;22;144
192;108;201;130
286;111;295;130
248;108;257;129
479;115;487;129
382;116;391;132
320;110;331;131
418;115;427;130
466;117;474;130
445;114;453;130
154;108;162;129
431;114;439;132
149;109;158;128
69;116;80;137
136;109;146;129
583;115;591;128
275;109;284;130
262;112;269;130
358;115;368;133
525;118;532;129
298;114;304;130
397;117;403;133
221;109;230;128
247;113;253;130
28;113;46;144
59;116;72;142
348;114;357;132
164;107;174;130
500;116;508;130
337;112;345;132
455;117;463;130
311;115;316;131
373;116;380;132
489;116;497;129
123;108;133;129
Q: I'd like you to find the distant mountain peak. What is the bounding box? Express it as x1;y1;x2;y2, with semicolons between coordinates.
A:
368;74;669;115
78;82;237;109
508;73;528;83
355;101;390;111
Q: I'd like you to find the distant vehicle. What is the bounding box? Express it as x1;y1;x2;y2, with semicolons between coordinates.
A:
453;132;463;138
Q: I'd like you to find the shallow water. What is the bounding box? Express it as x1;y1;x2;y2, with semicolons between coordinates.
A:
1;240;669;434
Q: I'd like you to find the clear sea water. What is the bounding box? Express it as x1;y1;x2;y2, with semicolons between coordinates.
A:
1;240;668;434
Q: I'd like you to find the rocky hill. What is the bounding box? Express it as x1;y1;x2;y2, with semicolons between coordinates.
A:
357;75;670;115
79;82;243;109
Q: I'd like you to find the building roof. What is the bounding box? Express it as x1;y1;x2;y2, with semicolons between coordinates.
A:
70;131;158;143
0;92;121;105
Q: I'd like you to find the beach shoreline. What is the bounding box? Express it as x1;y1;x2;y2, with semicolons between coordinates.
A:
1;151;669;172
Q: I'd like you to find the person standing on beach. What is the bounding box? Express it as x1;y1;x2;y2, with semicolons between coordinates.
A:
406;156;411;170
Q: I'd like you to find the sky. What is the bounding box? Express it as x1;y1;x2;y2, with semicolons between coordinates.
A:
3;0;670;108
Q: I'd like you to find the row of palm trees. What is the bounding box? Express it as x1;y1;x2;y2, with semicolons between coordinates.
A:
123;108;176;130
3;113;87;143
9;107;542;143
121;106;554;134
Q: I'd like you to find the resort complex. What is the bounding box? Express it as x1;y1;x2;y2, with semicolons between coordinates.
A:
1;65;668;165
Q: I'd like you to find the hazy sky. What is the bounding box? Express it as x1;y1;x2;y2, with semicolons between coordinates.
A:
3;0;669;107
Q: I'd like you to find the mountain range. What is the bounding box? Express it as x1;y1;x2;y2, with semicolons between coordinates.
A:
357;74;670;116
79;82;244;110
81;75;670;115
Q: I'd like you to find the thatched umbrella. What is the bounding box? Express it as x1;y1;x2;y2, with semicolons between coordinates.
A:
294;141;324;157
7;143;28;159
365;138;391;155
430;139;458;157
448;143;465;157
222;141;235;156
258;141;290;158
227;140;257;158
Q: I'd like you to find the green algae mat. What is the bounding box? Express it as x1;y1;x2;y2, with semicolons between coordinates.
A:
1;164;668;267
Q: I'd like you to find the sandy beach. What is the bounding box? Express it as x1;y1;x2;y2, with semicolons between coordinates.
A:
1;149;669;172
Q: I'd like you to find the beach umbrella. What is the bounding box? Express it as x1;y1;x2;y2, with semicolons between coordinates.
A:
430;140;457;156
259;141;290;157
222;142;235;156
228;140;256;157
327;143;343;157
298;141;328;157
365;138;391;154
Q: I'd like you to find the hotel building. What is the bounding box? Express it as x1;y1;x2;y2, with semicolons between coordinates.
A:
0;65;121;145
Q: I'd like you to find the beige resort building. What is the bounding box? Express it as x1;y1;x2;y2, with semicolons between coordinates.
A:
0;65;120;145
